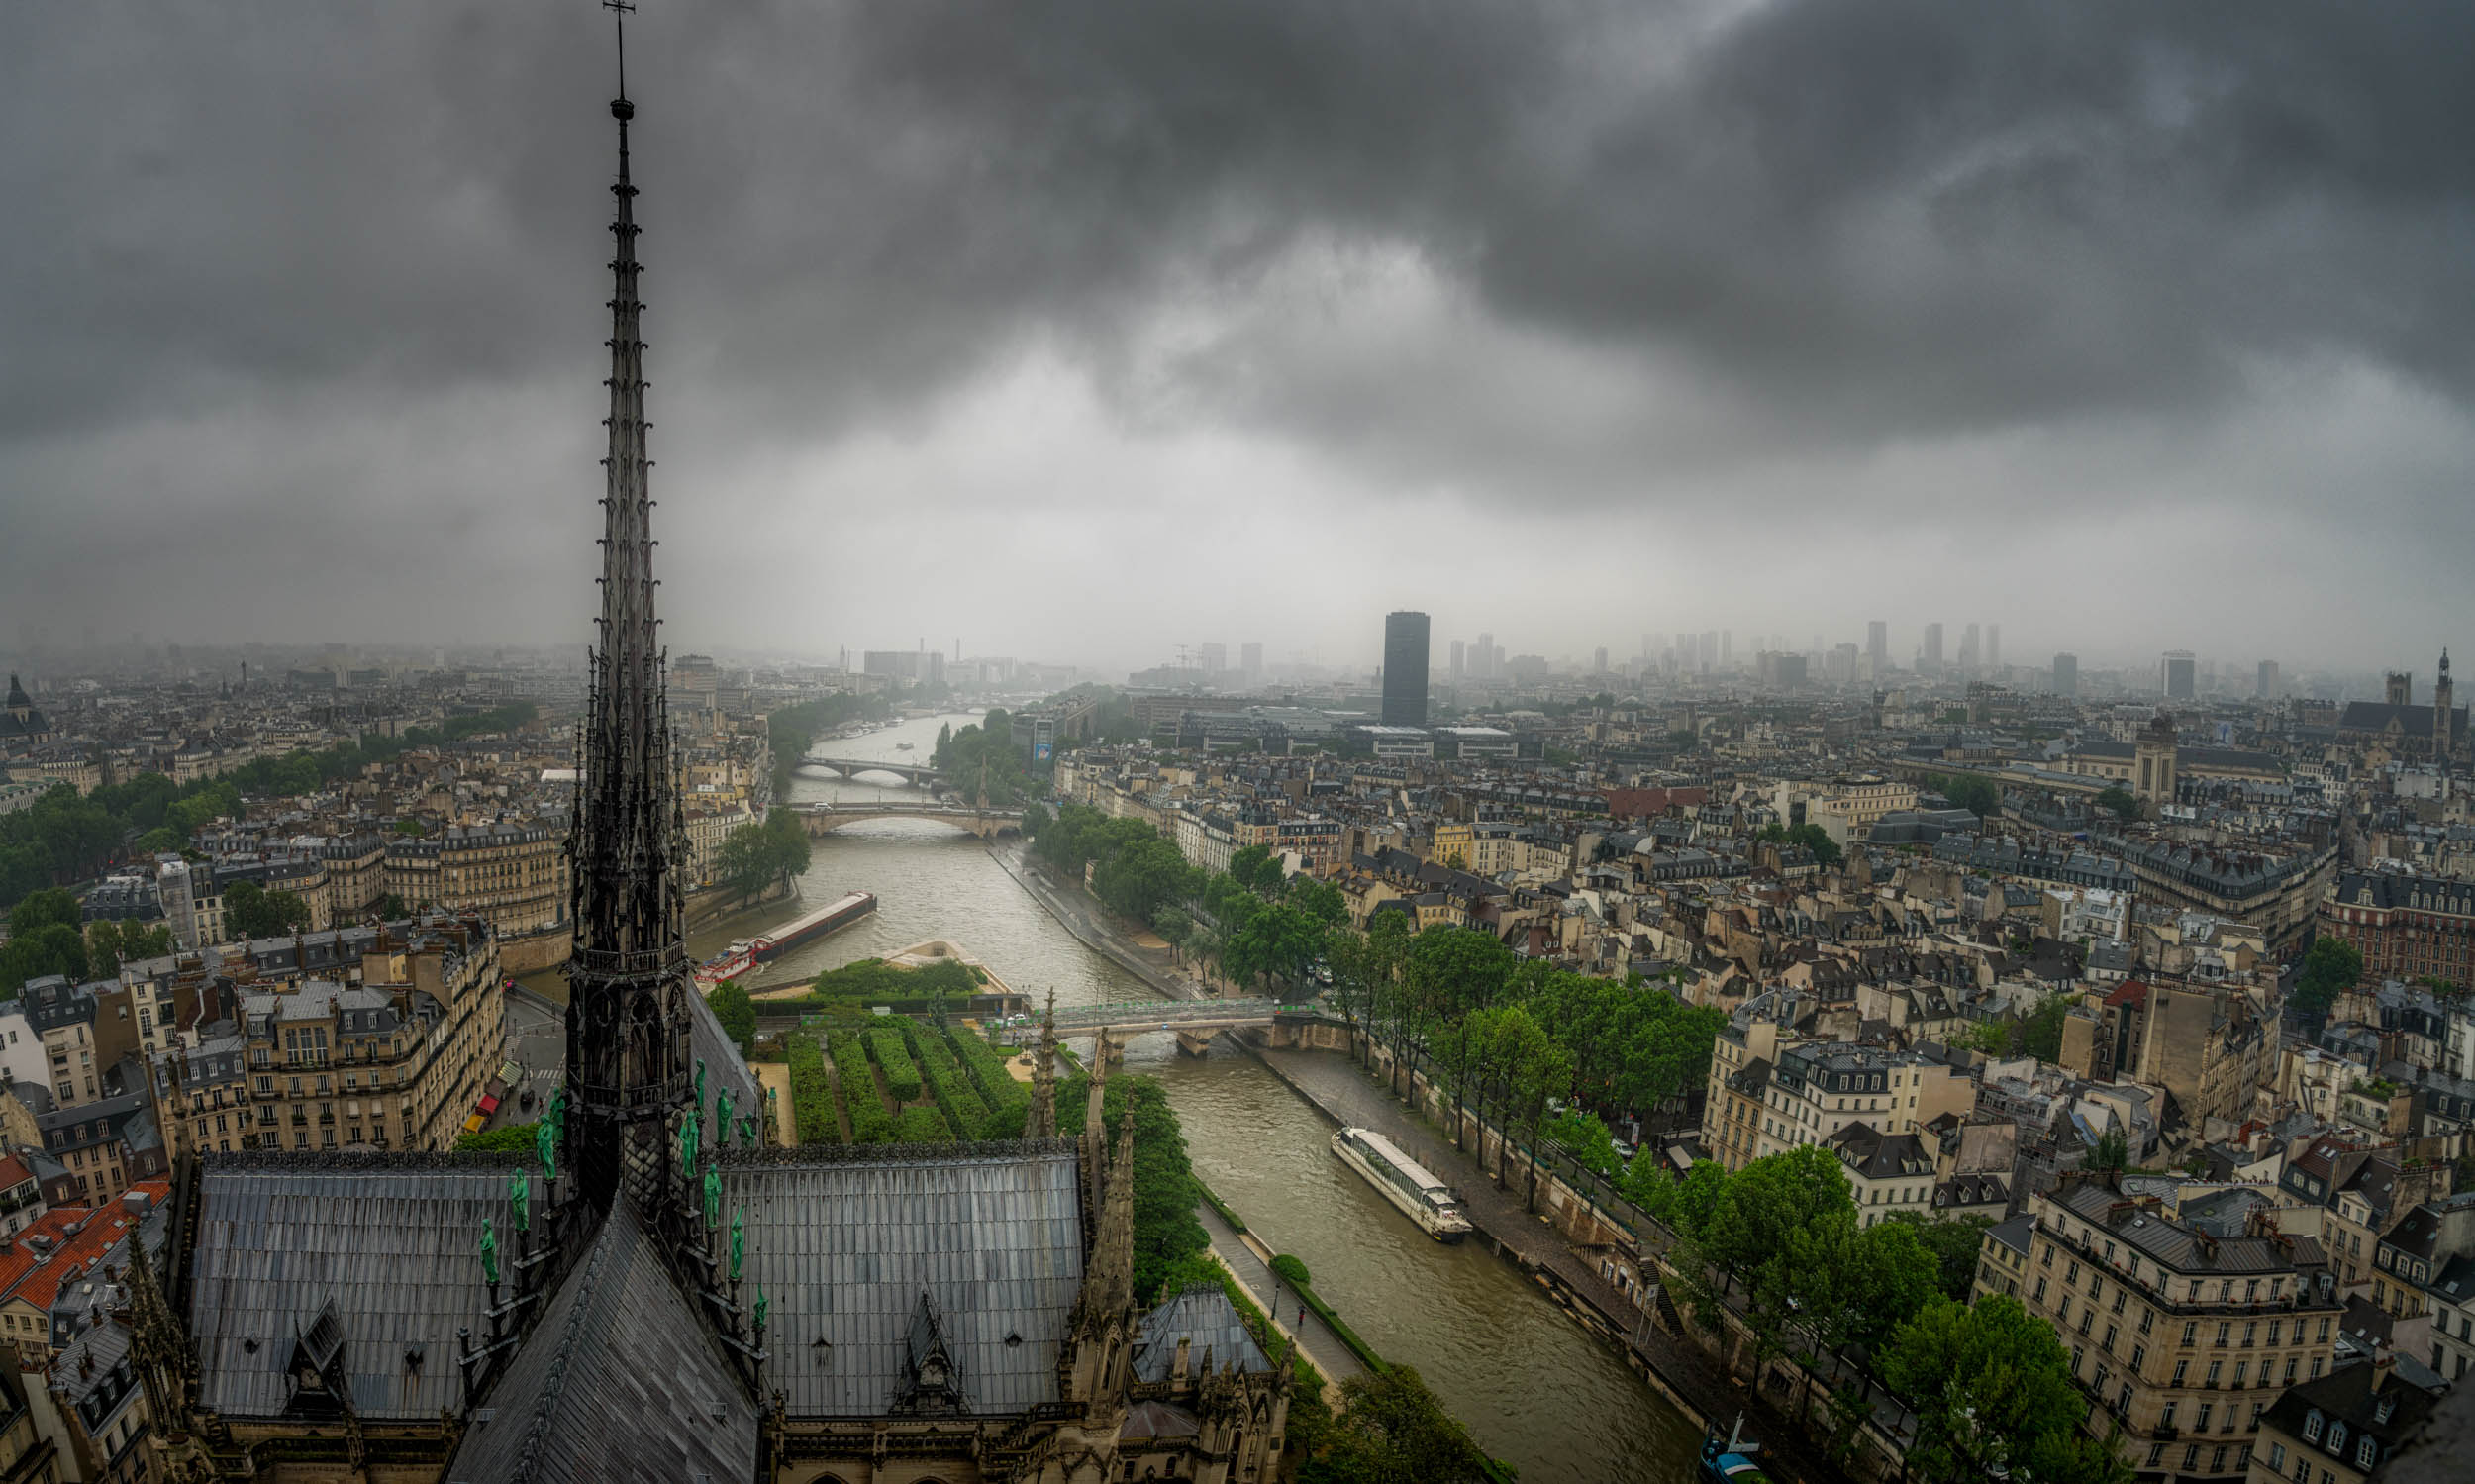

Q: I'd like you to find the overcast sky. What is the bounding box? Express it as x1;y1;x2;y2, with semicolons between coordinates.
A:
7;2;2473;678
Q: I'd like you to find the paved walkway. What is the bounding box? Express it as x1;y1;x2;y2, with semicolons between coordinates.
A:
1194;1199;1366;1390
1255;1046;1856;1484
989;843;1215;1004
753;1060;796;1144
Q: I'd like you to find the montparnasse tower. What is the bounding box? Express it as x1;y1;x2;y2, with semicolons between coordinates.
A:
563;0;694;1211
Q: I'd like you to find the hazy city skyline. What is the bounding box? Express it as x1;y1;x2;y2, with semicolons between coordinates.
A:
8;4;2474;672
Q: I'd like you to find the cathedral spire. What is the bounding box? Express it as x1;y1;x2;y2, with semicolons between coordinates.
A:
1026;991;1058;1138
565;5;694;1212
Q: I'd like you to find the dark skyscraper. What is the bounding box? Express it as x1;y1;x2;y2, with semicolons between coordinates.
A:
1382;611;1431;725
2052;652;2078;698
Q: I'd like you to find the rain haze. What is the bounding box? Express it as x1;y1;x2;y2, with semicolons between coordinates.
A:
7;0;2475;674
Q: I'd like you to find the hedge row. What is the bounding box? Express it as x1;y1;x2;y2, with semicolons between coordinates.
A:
828;1031;896;1142
946;1026;1031;1130
908;1023;991;1137
896;1105;955;1142
785;1034;840;1145
865;1028;923;1103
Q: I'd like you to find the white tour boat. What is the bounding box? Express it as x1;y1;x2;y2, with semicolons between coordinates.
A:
1331;1126;1472;1242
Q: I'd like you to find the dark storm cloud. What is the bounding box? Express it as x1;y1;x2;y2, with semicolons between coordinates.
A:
3;1;2471;655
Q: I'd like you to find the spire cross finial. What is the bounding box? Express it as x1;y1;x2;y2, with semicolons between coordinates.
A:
605;0;637;99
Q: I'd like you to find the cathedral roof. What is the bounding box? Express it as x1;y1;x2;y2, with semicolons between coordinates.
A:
186;1157;519;1419
722;1139;1085;1418
1132;1283;1272;1382
445;1201;756;1484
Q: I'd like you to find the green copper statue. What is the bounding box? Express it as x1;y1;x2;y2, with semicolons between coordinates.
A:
742;1113;760;1149
730;1207;745;1281
479;1219;500;1286
695;1057;708;1110
702;1165;723;1230
509;1170;530;1234
753;1286;768;1333
536;1118;556;1182
548;1085;568;1136
715;1088;735;1148
678;1105;702;1181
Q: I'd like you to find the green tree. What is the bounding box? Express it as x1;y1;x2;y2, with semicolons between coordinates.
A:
2087;1128;2129;1172
1541;1107;1620;1177
375;893;410;920
707;980;758;1055
1878;1294;2132;1484
1283;874;1348;927
2094;785;2140;822
9;888;80;938
1702;1144;1855;1283
221;880;312;940
1885;1211;1998;1302
1228;844;1279;895
2017;995;2072;1063
1310;1364;1500;1484
2292;935;2364;1015
1934;772;2002;820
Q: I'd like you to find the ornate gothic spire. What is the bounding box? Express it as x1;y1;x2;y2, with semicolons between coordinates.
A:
565;12;694;1212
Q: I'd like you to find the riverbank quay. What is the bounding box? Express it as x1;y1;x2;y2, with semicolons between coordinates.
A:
1252;1044;1865;1484
1193;1197;1367;1389
988;841;1211;1004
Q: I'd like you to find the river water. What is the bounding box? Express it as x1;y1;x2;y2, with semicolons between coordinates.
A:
572;710;1702;1482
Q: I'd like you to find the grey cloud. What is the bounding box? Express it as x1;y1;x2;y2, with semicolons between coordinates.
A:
4;1;2472;659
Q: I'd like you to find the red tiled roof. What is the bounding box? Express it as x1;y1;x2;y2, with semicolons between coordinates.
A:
0;1155;33;1191
2103;978;2151;1008
0;1179;166;1314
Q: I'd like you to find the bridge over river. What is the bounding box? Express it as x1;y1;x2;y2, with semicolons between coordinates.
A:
786;799;1022;839
995;997;1324;1057
795;755;943;787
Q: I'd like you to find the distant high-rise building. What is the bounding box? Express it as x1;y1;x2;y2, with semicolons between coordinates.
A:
2257;660;2279;700
1986;624;2000;672
1448;640;1465;679
1922;623;1944;674
2052;652;2078;698
1675;632;1695;672
1475;632;1496;681
1957;623;1980;674
1382;612;1431;726
2161;650;2196;700
1198;643;1227;675
1593;646;1609;675
1240;642;1262;677
1700;631;1720;670
1721;630;1732;666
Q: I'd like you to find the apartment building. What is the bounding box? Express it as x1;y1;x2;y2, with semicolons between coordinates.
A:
2317;872;2475;991
2244;1356;2442;1484
1747;1040;1975;1165
165;915;505;1156
2020;1174;2345;1484
385;822;568;935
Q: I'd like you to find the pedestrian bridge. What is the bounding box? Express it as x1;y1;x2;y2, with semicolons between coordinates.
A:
995;998;1322;1057
795;755;942;787
787;800;1023;839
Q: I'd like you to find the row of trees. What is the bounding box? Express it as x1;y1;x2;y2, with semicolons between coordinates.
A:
0;702;540;913
1030;807;1344;998
1;888;185;995
1327;916;1728;1202
1637;1144;2125;1484
712;809;813;905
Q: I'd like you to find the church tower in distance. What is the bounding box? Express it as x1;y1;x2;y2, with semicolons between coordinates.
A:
563;75;694;1212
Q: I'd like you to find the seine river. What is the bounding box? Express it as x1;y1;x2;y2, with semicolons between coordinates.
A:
604;710;1703;1482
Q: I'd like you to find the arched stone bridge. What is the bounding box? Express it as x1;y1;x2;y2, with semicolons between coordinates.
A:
787;800;1022;839
795;755;943;787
